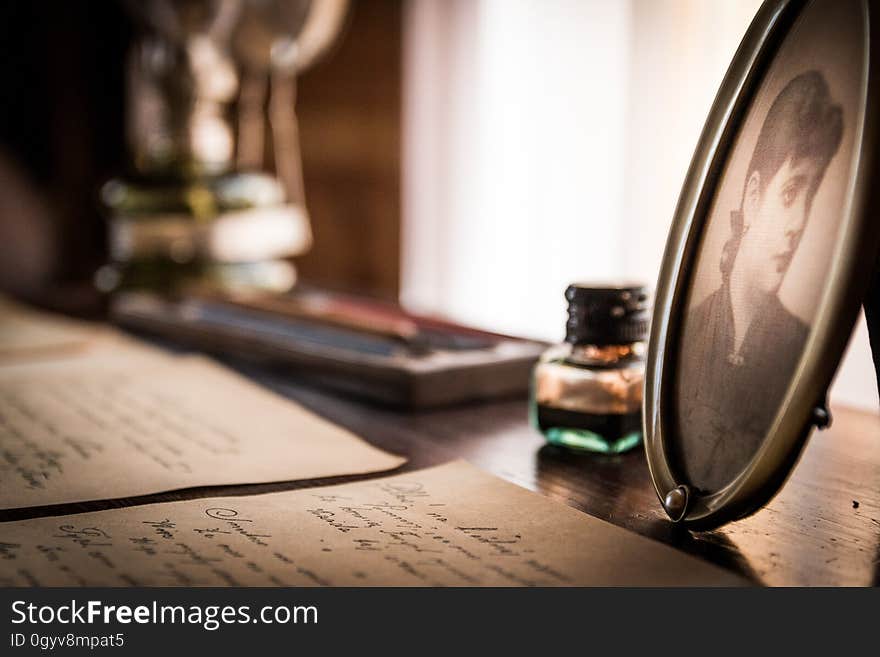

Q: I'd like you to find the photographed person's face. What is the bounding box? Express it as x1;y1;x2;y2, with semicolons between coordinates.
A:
736;156;824;296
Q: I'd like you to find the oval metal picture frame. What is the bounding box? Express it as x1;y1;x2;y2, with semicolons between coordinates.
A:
645;0;880;529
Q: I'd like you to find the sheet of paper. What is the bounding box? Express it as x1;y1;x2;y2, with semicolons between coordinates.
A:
0;461;745;586
0;355;405;509
0;296;99;360
0;295;174;370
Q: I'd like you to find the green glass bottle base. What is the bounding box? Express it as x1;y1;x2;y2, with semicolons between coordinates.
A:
531;403;643;454
543;427;642;454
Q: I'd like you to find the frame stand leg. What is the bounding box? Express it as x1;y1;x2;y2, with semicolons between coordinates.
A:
862;265;880;400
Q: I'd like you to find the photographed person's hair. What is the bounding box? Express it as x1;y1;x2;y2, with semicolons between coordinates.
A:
720;70;844;281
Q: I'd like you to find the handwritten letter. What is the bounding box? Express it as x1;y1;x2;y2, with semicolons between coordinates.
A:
0;357;404;509
0;462;744;586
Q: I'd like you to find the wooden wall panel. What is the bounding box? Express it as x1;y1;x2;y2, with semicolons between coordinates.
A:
296;0;402;300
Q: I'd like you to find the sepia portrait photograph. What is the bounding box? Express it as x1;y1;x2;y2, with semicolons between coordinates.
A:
673;0;865;493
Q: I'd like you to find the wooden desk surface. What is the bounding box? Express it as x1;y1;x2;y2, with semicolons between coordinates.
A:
4;356;879;586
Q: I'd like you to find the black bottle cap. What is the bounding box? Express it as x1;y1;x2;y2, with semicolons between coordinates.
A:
565;283;649;346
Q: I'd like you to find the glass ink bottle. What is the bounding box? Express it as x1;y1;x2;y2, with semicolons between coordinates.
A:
530;283;648;454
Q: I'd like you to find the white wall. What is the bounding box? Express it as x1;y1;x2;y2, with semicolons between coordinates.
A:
402;0;878;412
403;0;632;339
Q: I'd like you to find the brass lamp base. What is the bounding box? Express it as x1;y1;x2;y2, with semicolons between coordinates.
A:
98;171;309;295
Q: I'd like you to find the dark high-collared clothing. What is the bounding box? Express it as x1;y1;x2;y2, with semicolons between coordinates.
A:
674;284;809;492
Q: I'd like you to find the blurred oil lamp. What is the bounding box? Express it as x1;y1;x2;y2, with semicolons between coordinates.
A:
98;0;349;295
